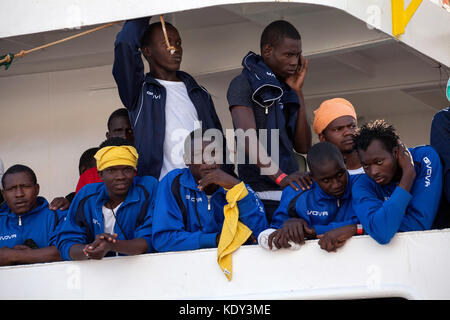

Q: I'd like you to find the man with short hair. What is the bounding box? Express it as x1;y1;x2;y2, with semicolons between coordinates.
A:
0;164;65;266
113;17;229;181
352;119;443;244
260;142;360;252
227;20;312;222
106;107;134;145
313;98;364;175
152;129;267;253
55;137;158;260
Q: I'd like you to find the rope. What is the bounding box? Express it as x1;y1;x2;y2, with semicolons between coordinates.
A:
159;15;176;55
0;21;120;70
0;53;15;70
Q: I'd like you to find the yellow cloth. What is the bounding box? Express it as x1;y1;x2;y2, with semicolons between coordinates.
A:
312;98;357;135
217;182;252;281
94;145;139;171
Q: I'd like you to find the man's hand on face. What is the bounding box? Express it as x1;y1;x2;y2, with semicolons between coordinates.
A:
396;140;416;192
397;141;416;175
198;168;241;191
285;55;308;93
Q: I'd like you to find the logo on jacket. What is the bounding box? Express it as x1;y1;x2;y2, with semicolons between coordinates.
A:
146;91;161;99
306;210;328;217
423;157;432;187
185;195;203;203
0;233;17;241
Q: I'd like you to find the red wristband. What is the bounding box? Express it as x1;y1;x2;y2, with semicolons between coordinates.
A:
83;245;90;258
276;173;287;185
356;224;364;235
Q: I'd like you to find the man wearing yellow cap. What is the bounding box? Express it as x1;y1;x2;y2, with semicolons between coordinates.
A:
313;98;364;175
55;137;158;261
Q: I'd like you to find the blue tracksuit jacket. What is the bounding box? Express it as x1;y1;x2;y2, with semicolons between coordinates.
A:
55;176;158;260
270;173;359;235
113;17;229;178
0;197;66;248
352;146;443;244
152;168;267;252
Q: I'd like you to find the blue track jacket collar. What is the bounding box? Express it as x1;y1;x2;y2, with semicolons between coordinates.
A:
241;51;299;109
0;196;48;219
0;196;65;248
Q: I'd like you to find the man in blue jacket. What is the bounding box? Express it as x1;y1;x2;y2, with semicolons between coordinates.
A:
55;137;158;260
263;142;361;252
113;16;229;180
0;164;66;266
152;129;267;252
352;120;443;245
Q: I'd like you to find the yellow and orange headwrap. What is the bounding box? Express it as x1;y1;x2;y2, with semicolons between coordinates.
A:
94;145;139;171
312;98;357;135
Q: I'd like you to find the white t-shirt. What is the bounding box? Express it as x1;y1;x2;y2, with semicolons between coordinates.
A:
157;79;200;180
102;203;122;235
347;167;365;175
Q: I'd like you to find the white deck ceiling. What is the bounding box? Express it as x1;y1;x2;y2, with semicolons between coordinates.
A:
0;2;448;115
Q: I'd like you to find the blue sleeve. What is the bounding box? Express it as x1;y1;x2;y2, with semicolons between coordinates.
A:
47;209;68;247
235;185;267;237
133;178;159;253
399;147;443;231
54;192;91;260
270;186;300;229
152;175;217;252
112;17;149;110
352;175;412;244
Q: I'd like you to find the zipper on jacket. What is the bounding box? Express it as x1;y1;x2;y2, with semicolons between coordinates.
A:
18;216;22;226
207;197;211;211
337;199;341;208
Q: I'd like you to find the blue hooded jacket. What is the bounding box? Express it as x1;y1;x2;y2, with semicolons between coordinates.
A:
113;17;229;178
152;168;267;252
271;173;359;235
352;146;443;244
55;176;158;260
0;197;66;249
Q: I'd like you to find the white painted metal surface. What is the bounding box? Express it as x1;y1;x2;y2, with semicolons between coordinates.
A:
1;229;449;299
